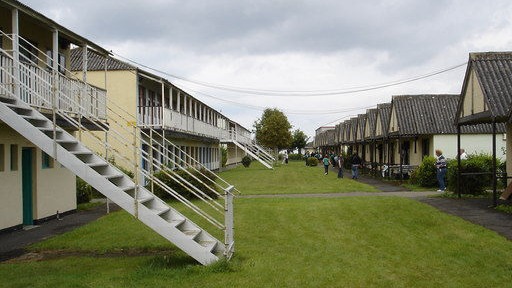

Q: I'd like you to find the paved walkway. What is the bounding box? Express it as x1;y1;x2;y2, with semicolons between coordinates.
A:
0;202;118;262
1;166;511;262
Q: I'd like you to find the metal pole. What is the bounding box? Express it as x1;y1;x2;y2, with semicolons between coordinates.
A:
457;124;461;198
492;120;497;207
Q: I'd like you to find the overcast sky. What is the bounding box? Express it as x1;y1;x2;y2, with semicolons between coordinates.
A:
19;0;512;139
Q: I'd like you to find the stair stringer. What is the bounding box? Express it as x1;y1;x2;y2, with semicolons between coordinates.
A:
0;99;224;265
226;139;273;169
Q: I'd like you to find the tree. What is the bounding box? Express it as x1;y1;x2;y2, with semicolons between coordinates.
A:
254;108;292;150
291;129;309;154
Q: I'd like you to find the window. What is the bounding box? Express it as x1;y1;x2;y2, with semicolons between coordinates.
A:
10;144;18;171
0;144;4;172
42;151;54;169
46;50;66;73
19;38;38;64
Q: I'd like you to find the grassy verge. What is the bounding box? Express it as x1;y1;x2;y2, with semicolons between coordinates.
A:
220;160;378;195
2;197;512;287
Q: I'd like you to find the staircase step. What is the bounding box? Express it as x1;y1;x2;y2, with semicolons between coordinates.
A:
119;184;136;192
21;115;47;122
153;206;170;216
104;173;124;180
38;126;63;133
57;139;79;144
70;150;92;155
87;161;108;168
199;240;218;252
3;102;32;112
138;194;154;204
182;229;201;240
169;218;186;227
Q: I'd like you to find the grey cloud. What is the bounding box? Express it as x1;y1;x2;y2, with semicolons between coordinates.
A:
21;0;512;71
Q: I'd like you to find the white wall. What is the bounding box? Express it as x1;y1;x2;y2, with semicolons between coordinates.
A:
432;134;506;160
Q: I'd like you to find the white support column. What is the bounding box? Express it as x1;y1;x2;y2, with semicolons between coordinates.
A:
11;8;20;100
52;29;59;159
161;80;165;128
177;90;181;113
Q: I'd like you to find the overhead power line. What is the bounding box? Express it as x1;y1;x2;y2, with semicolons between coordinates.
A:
111;51;467;97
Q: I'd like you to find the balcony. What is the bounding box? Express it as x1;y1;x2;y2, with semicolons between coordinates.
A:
137;106;230;140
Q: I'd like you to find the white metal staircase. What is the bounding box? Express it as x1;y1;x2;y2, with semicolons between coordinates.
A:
222;133;275;169
0;32;236;265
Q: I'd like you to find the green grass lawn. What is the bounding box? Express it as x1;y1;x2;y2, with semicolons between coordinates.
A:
221;160;378;195
2;161;512;287
2;197;512;287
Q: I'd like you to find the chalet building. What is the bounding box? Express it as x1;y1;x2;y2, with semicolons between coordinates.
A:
69;48;261;171
0;0;110;231
355;114;367;161
456;52;512;202
363;108;378;167
374;103;392;168
314;126;336;155
388;94;505;172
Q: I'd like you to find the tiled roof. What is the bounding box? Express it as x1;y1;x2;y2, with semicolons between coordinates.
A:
376;103;391;138
458;52;512;124
350;117;358;142
365;108;378;139
70;47;135;71
392;94;504;136
357;114;366;140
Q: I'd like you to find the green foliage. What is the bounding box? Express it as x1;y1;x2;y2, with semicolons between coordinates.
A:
288;153;303;160
307;157;319;166
253;108;292;150
76;177;92;204
447;153;502;195
149;168;218;200
242;155;252;167
409;156;438;187
291;129;309;154
221;146;228;167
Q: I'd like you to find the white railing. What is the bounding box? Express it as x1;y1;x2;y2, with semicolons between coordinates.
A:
0;32;107;120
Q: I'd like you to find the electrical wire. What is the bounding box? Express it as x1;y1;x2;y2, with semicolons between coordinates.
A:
111;51;467;97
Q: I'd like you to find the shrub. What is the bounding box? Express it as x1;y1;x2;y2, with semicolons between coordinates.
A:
76;177;92;204
307;157;318;166
149;168;219;200
447;153;501;195
409;156;438;187
288;153;303;161
242;155;252;167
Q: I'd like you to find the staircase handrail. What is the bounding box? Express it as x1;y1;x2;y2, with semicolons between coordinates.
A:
1;47;230;234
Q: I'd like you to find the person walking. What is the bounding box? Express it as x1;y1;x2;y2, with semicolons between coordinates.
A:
351;153;361;179
323;154;330;175
435;149;447;192
337;154;344;178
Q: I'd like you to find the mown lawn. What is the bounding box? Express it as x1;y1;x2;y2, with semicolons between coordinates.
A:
221;160;378;194
2;197;512;287
2;162;512;287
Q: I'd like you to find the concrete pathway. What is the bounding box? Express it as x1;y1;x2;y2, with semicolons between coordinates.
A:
0;202;118;261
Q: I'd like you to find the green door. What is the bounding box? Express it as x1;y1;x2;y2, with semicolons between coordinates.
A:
22;148;33;225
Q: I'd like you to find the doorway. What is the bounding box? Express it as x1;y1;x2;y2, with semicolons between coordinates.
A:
22;147;34;226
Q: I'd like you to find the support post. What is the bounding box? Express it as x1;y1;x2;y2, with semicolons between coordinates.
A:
224;187;234;259
492;120;497;207
52;29;59;160
133;125;139;218
457;124;461;198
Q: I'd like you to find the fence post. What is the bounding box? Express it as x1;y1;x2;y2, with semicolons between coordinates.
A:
224;186;234;259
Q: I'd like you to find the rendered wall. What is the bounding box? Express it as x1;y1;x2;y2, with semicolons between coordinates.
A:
0;125;76;230
432;134;506;160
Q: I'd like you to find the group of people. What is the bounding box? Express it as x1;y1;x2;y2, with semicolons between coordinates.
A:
319;153;362;180
311;148;467;192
